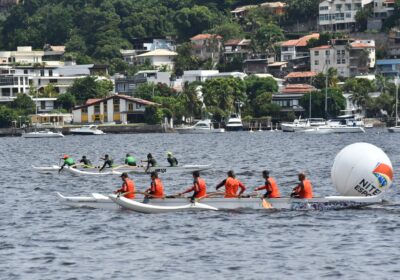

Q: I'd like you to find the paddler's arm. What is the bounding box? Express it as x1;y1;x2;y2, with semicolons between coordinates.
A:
215;179;226;190
178;186;195;196
58;162;66;173
238;181;246;197
99;162;107;172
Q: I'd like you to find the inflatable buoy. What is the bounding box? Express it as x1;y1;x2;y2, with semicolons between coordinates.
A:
331;143;393;196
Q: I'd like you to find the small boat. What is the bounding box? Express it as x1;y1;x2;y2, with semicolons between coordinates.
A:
225;114;243;131
70;125;105;135
109;194;218;213
57;192;383;212
388;126;400;133
176;119;224;134
22;129;64;138
281;118;325;132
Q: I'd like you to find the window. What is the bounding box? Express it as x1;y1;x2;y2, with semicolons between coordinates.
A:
40;70;44;76
337;50;341;56
49;79;57;83
82;107;88;113
94;105;100;113
335;4;342;10
136;103;142;109
128;103;133;111
342;59;346;64
49;70;53;77
114;104;120;112
337;59;341;64
342;50;345;55
315;60;319;65
24;70;28;74
2;88;10;96
41;101;46;110
319;6;329;11
314;51;319;56
326;50;330;55
345;4;351;10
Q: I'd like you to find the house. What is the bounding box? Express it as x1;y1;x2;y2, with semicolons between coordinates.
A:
376;59;400;78
388;28;400;58
231;2;287;19
190;34;223;61
135;49;177;70
0;46;44;65
272;84;316;114
369;0;396;29
114;70;175;94
280;33;320;62
318;0;375;32
266;61;288;77
121;37;176;64
32;97;58;113
310;39;375;77
284;71;318;84
30;113;72;126
42;45;65;66
72;95;159;124
182;70;246;84
223;39;251;59
0;67;30;102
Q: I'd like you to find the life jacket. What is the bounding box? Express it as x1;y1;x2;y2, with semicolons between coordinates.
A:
194;178;207;198
225;177;240;198
151;178;164;198
267;177;280;198
298;179;313;199
123;178;135;199
65;158;75;166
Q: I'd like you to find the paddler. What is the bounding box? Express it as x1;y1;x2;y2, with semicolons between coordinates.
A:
59;154;75;173
79;155;92;168
215;170;246;198
291;172;313;199
144;171;164;199
114;172;135;199
177;171;206;202
141;153;157;172
125;153;137;166
167;152;178;167
99;154;114;172
254;170;280;198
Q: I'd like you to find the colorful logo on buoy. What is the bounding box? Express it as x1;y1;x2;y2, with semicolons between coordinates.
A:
373;163;393;188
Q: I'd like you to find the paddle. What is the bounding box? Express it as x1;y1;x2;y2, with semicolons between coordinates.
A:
252;191;272;209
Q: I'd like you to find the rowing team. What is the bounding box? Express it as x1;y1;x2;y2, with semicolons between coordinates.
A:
59;152;178;173
115;170;313;201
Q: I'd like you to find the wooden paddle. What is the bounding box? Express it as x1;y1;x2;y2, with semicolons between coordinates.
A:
253;191;273;209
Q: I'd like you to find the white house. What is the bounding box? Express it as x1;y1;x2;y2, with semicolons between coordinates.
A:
72;94;158;124
310;39;375;77
0;67;30;102
135;49;177;70
280;34;320;62
0;46;44;65
182;70;247;84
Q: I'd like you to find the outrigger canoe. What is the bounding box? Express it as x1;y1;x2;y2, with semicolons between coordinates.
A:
56;192;383;212
33;164;211;175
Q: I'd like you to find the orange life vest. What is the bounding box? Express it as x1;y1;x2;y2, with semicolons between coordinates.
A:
123;178;135;199
267;177;280;198
151;178;164;198
298;179;313;199
225;177;240;198
194;178;207;198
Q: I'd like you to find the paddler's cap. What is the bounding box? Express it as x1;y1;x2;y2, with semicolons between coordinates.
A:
105;154;109;158
227;170;235;177
120;172;128;178
263;170;270;176
147;153;153;159
126;153;130;157
167;151;172;156
82;155;86;159
63;154;69;159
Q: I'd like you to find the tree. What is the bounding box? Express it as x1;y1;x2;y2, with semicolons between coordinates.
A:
202;77;246;115
245;75;278;102
144;106;163;124
57;93;76;112
300;88;346;118
343;78;376;113
312;68;339;89
210;22;244;41
253;92;281;117
41;83;57;97
9;94;36;114
355;7;373;32
179;82;203;120
0;105;18;128
68;77;112;104
174;43;202;77
251;23;284;54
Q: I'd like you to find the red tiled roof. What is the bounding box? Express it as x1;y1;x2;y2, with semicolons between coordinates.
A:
225;39;243;46
282;84;315;94
310;45;332;50
350;43;375;49
191;34;222;41
285;71;318;79
86;98;100;105
281;33;319;47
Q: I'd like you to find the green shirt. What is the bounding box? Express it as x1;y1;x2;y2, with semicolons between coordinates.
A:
64;158;75;166
125;156;136;165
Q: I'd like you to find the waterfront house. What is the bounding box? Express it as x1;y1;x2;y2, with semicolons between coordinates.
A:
272;84;316;115
72;95;159;124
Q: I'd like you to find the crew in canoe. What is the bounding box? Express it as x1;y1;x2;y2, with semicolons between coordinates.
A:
125;153;137;166
177;171;206;202
142;153;157;172
167;152;178;167
59;155;75;173
216;170;246;198
115;172;135;199
79;155;92;168
291;172;313;199
99;154;114;172
144;171;164;199
254;170;280;198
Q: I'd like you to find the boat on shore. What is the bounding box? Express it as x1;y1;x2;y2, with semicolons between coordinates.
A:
70;125;105;135
22;129;64;138
176;119;224;134
57;192;383;212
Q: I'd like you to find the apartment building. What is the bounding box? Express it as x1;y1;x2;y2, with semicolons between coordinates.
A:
310;39;375;77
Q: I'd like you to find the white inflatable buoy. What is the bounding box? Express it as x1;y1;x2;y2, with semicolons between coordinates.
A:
331;143;393;196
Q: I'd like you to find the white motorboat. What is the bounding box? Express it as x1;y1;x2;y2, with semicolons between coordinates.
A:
22;129;64;138
176;119;224;134
388;126;400;133
281;118;325;132
57;192;383;212
70;125;105;135
225;114;243;131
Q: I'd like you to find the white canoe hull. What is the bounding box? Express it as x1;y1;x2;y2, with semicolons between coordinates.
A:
129;165;212;174
57;193;383;211
108;194;218;213
32;165;119;176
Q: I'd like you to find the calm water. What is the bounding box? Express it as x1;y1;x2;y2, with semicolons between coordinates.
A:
1;130;399;280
